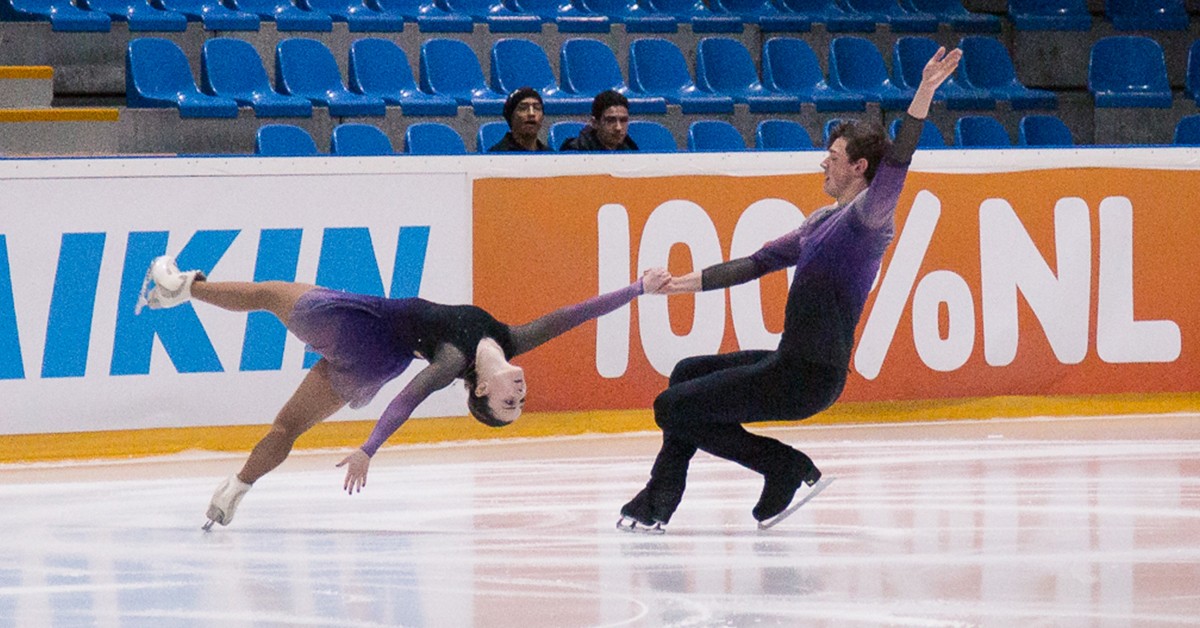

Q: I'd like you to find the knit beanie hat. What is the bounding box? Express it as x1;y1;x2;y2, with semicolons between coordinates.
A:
503;87;543;126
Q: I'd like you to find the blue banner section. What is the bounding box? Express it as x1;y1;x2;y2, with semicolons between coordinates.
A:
42;233;106;379
0;236;23;380
110;230;239;376
240;229;302;372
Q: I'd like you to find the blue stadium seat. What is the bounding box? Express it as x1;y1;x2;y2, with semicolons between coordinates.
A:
828;36;911;110
373;0;473;31
477;120;509;151
958;36;1057;109
439;0;541;31
1105;0;1187;31
404;122;467;154
1186;39;1200;104
332;123;394;155
508;0;609;32
627;120;677;151
559;39;667;114
230;0;333;30
158;0;258;29
348;38;458;115
1018;114;1073;146
1006;0;1091;31
640;0;742;33
302;0;403;31
708;0;810;32
776;0;874;32
201;38;312;118
87;0;187;31
889;117;946;147
755;119;816;150
0;0;112;31
954;115;1010;147
1173;115;1200;145
696;37;801;113
549;121;586;149
1088;36;1173;108
761;37;865;111
903;0;999;32
126;38;239;118
841;0;938;32
576;0;677;32
628;38;735;113
276;39;387;116
688;120;746;151
419;38;507;115
256;124;319;155
490;38;592;115
892;36;994;110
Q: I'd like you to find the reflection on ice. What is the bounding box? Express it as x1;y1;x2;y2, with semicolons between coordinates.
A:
1;415;1198;627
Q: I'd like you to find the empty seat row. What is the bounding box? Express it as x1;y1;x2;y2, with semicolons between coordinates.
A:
1092;36;1200;108
1008;0;1190;32
254;113;1102;157
0;0;1003;33
127;34;1061;120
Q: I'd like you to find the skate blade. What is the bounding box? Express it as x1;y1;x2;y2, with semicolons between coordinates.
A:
616;517;665;535
757;476;835;531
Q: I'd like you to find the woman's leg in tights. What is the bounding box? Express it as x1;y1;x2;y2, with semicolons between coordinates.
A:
190;280;316;327
188;280;347;484
237;358;347;484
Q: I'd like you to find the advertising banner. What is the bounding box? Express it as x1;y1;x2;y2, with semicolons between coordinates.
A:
0;162;470;434
474;166;1196;412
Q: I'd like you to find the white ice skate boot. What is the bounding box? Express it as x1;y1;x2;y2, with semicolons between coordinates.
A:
135;255;204;314
202;475;252;531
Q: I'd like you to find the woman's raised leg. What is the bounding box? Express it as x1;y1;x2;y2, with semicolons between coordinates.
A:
191;280;316;327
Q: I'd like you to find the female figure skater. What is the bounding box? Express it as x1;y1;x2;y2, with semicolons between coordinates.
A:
137;256;668;529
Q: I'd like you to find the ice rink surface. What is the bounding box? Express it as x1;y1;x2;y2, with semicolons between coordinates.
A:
2;413;1199;627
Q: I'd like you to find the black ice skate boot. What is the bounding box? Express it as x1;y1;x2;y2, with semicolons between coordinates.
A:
752;452;822;525
617;487;667;535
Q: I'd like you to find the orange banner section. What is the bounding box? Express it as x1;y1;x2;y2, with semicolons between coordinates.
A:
474;169;1198;412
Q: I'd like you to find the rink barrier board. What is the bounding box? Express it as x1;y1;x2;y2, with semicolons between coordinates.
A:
3;150;1199;457
2;391;1198;464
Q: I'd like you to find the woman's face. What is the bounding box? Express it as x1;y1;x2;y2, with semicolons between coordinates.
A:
479;366;526;423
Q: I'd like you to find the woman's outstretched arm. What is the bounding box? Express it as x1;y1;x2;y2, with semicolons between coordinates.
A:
336;345;467;493
508;269;668;357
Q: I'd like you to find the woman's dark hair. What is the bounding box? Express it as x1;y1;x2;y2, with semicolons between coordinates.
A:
461;369;509;428
826;119;890;183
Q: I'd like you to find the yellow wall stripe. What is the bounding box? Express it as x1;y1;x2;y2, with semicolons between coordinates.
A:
0;66;53;80
3;392;1198;464
0;108;120;123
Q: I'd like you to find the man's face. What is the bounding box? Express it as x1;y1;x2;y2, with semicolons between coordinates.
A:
595;105;630;150
511;97;544;140
820;137;867;199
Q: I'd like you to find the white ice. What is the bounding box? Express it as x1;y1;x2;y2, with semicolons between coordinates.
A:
2;414;1199;627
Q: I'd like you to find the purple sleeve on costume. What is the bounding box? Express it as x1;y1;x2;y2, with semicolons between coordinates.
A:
359;354;463;456
855;158;909;230
360;394;421;457
510;279;644;356
750;230;805;274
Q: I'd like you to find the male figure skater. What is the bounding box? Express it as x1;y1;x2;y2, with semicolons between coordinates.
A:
619;47;963;533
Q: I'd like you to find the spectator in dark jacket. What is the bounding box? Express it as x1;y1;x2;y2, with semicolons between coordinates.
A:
488;87;550;152
560;90;639;151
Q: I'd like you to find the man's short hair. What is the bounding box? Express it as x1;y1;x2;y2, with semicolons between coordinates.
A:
591;89;630;120
502;86;543;127
826;119;890;182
